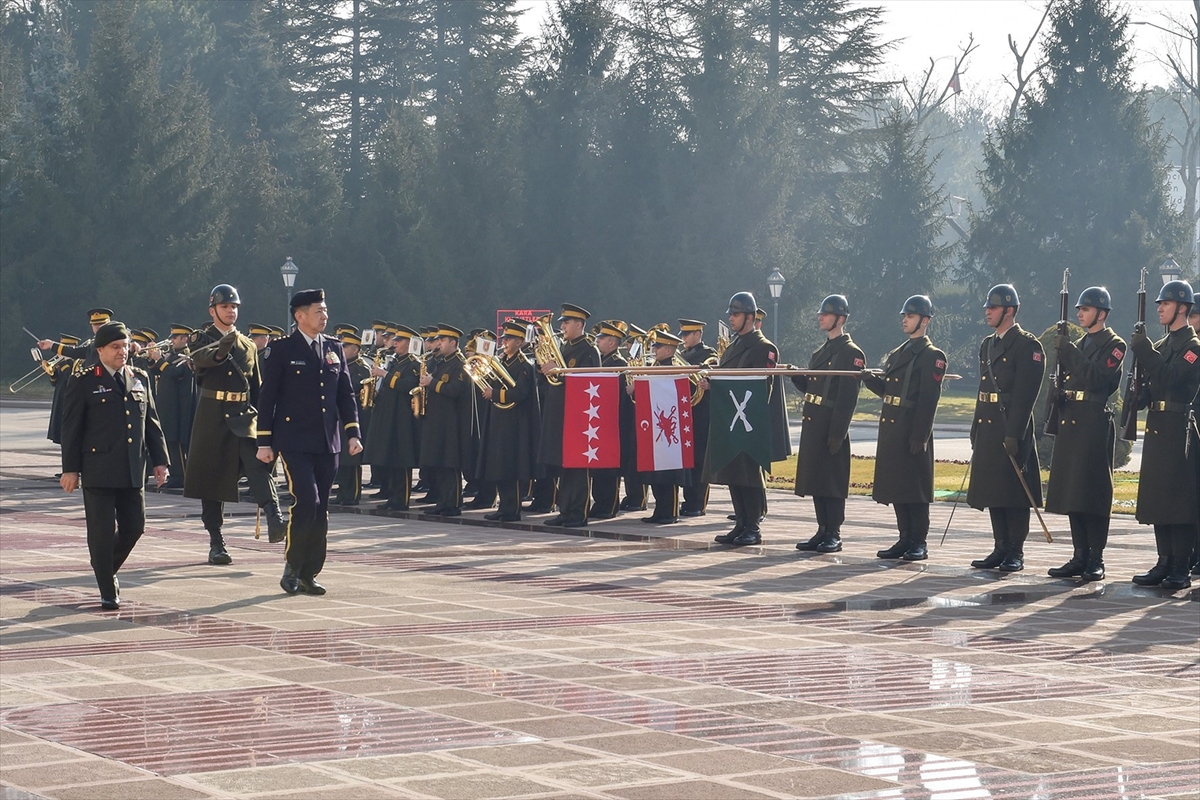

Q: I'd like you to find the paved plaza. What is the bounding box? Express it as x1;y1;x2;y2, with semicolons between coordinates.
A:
1;402;1197;799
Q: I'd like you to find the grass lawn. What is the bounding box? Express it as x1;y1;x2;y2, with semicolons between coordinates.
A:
766;454;1139;516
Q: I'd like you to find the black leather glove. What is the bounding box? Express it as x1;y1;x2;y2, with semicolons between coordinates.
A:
215;329;237;360
1003;436;1019;458
910;440;926;455
828;437;841;455
1053;333;1069;352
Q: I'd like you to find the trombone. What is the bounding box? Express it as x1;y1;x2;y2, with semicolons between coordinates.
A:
9;352;65;393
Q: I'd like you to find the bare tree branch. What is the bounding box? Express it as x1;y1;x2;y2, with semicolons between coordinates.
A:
1006;1;1054;123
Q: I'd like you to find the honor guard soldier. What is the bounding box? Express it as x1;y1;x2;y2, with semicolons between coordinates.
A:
184;284;287;561
678;319;717;516
618;323;649;512
708;292;775;546
151;324;195;488
538;304;602;527
967;284;1045;573
47;333;82;444
862;296;947;561
1044;287;1126;581
590;320;631;519
40;307;112;363
364;325;422;510
257;289;361;595
793;295;864;554
639;329;692;523
333;328;371;505
476;320;541;521
1130;280;1200;591
1190;305;1200;578
59;321;169;608
418;325;474;515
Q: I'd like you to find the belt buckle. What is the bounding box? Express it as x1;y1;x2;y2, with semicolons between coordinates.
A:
884;395;900;406
1069;391;1085;401
979;392;998;403
805;393;821;405
215;390;226;401
1154;401;1167;411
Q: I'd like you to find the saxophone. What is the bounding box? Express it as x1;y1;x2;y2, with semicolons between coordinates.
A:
410;353;429;417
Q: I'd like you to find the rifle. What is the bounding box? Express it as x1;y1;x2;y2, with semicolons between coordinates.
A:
1043;268;1069;436
1119;267;1148;441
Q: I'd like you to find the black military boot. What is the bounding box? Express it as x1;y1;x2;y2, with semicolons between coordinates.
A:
715;524;745;544
816;528;843;553
265;502;287;544
970;532;1007;569
1160;531;1193;591
1047;527;1087;578
902;533;928;561
1080;528;1106;582
795;527;826;552
1133;527;1170;586
208;530;232;565
997;534;1025;572
877;531;909;559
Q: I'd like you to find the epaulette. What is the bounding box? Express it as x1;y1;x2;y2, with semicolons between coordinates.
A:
71;359;86;378
131;366;149;379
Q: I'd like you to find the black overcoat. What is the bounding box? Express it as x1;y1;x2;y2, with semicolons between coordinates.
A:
365;353;421;469
477;352;541;482
152;350;195;445
703;329;774;487
420;351;473;469
537;335;601;467
792;334;864;499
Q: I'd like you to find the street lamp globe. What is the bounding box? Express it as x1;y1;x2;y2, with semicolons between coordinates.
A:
767;268;786;299
1158;256;1181;286
280;256;299;288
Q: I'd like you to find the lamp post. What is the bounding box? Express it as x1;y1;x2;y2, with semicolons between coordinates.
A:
767;268;786;344
280;256;299;332
1159;255;1182;286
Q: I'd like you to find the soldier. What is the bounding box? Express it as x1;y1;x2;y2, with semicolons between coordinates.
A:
128;328;156;377
967;284;1045;573
638;329;692;523
464;329;497;510
365;325;422;510
678;319;717;516
184;284;287;562
418;325;474;516
537;304;602;527
39;307;111;363
1044;287;1126;582
618;323;649;512
793;295;864;554
59;321;169;608
412;326;441;504
257;289;362;596
150;324;195;489
1130;280;1200;591
590;320;630;519
1190;305;1200;578
248;323;273;354
707;292;775;546
333;328;372;505
757;308;794;470
477;320;541;521
862;296;947;561
46;333;81;445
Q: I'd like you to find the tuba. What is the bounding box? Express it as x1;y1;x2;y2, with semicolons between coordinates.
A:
533;314;567;385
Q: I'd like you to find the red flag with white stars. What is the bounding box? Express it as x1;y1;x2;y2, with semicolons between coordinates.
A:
634;376;695;472
563;375;621;468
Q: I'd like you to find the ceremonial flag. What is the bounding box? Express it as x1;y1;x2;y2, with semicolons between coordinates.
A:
708;375;772;473
947;70;962;95
634;376;695;472
563;374;620;468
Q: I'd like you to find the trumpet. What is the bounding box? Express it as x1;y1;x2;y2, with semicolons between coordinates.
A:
464;353;517;408
9;353;65;393
533;314;567;386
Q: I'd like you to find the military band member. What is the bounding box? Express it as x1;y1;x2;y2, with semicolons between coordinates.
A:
150;324;195;488
967;284;1045;573
708;292;774;546
47;333;82;444
249;323;273;353
477;320;541;521
1130;280;1200;591
1044;287;1126;581
184;284;287;562
257;289;362;596
39;307;111;363
413;325;441;504
793;295;864;554
365;325;421;510
639;329;692;523
862;296;946;561
270;325;286;340
1190;305;1200;578
333;329;371;505
618;323;649;511
590;320;630;519
128;328;156;377
679;319;716;516
464;329;497;510
418;325;473;516
59;321;169;609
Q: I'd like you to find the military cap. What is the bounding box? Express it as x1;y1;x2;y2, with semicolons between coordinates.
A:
129;328;152;344
290;288;324;309
1156;280;1194;305
557;303;591;323
371;319;388;332
435;323;463;339
340;331;363;346
248;323;273;337
652;329;684;347
469;327;488;339
393;325;420;339
984;284;1019;308
1075;287;1111;311
626;322;648;338
60;333;82;346
269;326;286;338
88;307;114;325
501;320;529;339
334;323;359;336
755;308;767;321
384;322;400;335
677;319;705;333
142;327;159;342
169;323;193;337
94;321;130;348
819;295;850;316
597;320;627;338
420;325;438;337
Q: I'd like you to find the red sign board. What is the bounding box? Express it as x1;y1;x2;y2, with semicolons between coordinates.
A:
496;308;552;335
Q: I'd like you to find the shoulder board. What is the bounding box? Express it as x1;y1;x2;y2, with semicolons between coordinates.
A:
131;366;149;379
71;359;87;378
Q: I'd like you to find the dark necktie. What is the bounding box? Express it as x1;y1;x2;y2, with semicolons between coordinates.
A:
312;339;321;361
114;370;126;394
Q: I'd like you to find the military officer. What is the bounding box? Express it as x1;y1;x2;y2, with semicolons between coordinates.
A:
678;319;717;516
150;324;195;488
256;289;361;595
185;284;287;561
364;325;422;510
1130;280;1200;591
537;304;602;527
59;321;169;609
590;320;631;519
706;292;775;546
862;296;947;561
1044;287;1126;581
967;284;1045;573
47;333;82;444
418;324;474;516
476;320;541;521
333;328;371;505
638;329;692;523
793;295;865;554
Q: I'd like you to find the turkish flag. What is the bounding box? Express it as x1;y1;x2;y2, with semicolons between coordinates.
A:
563;374;621;468
634;376;694;472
